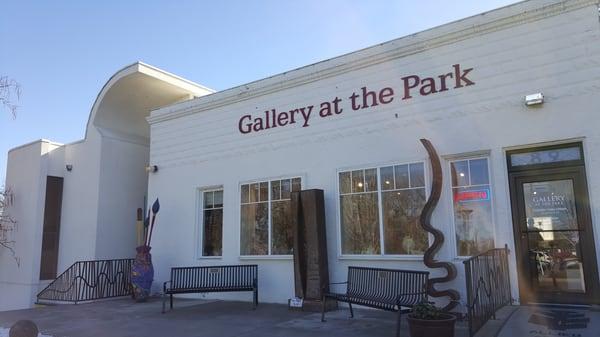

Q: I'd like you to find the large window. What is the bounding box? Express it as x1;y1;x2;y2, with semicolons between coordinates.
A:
450;158;495;256
240;177;301;256
338;163;428;256
201;189;223;257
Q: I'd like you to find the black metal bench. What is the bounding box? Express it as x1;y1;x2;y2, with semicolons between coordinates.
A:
162;264;258;313
321;266;429;337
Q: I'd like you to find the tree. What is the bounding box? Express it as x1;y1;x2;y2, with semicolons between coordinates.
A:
0;187;19;266
0;76;21;118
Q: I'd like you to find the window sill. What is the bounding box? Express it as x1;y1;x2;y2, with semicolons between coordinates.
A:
239;255;293;260
337;255;424;261
197;256;223;260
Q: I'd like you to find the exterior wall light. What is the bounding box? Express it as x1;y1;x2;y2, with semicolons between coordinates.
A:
66;164;73;172
145;165;158;173
525;93;544;106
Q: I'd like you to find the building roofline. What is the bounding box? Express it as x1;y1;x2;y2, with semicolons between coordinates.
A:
7;139;64;154
83;61;214;141
148;0;597;124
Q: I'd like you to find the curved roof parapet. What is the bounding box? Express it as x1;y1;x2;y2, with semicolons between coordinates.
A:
86;61;214;143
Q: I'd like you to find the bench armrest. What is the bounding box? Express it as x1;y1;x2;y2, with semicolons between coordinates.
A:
322;281;348;295
163;281;171;292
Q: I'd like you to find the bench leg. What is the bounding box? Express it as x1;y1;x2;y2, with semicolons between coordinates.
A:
170;294;173;310
253;288;258;310
396;311;402;337
321;296;327;322
162;292;166;314
348;302;354;318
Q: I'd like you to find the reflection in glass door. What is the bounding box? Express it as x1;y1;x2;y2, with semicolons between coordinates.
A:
523;180;585;294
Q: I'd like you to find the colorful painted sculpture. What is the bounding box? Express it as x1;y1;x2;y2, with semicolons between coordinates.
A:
131;198;160;302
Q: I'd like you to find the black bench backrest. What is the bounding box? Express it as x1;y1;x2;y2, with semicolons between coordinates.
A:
347;266;428;306
171;265;257;290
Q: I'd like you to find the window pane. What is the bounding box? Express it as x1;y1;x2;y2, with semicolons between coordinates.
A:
204;191;214;208
272;200;293;255
380;166;394;191
469;159;489;185
352;170;364;193
340;193;380;254
259;182;269;201
523;180;578;231
364;168;378;192
382;189;428;254
394;165;409;189
510;147;581;167
203;209;223;256
528;231;585;292
451;161;469;187
213;190;223;208
281;179;291;199
241;184;249;203
339;171;351;194
292;178;301;192
271;180;281;200
240;203;268;255
409;163;425;187
249;183;260;202
453;186;494;256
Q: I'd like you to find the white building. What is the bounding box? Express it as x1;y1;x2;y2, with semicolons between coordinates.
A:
2;0;600;311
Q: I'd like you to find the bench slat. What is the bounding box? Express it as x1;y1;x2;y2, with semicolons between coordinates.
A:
328;266;428;310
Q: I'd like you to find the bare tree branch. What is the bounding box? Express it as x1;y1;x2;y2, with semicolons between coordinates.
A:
0;187;19;266
0;76;22;118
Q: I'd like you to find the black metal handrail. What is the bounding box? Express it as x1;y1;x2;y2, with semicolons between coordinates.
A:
37;259;134;304
463;245;512;337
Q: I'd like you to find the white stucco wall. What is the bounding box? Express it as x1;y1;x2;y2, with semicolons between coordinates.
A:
95;136;149;259
0;141;61;310
148;1;600;307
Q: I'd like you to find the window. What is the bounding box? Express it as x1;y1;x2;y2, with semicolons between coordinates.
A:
338;163;428;255
240;177;301;256
450;158;495;256
201;189;223;257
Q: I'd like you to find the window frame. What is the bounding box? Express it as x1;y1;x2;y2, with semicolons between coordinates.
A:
238;175;303;258
196;186;224;260
447;156;497;258
335;160;430;260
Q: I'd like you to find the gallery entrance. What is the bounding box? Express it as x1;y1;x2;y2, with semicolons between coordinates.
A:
507;143;599;305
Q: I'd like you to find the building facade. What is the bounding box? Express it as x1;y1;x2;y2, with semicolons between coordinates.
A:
2;0;600;311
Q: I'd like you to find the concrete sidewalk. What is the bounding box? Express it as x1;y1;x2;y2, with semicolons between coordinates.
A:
497;305;600;337
0;298;470;337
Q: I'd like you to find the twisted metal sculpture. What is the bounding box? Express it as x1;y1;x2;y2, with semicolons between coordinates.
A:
419;138;460;311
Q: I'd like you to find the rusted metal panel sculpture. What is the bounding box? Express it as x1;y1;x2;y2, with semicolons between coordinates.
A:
419;138;460;311
290;189;332;311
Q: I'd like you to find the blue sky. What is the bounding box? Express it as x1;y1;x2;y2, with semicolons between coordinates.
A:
0;0;520;184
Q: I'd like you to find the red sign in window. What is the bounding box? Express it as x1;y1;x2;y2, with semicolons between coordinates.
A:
454;189;490;203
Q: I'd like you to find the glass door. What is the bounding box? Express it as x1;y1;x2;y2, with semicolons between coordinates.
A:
508;144;599;305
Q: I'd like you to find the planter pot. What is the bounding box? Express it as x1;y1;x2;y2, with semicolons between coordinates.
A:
407;313;457;337
131;245;154;302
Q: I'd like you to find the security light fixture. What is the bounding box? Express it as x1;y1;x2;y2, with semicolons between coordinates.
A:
525;93;544;106
145;165;158;173
66;164;73;172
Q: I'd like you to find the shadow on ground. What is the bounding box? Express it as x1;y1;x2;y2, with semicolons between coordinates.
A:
0;298;470;337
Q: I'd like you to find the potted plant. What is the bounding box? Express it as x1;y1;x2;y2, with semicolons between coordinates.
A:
407;302;457;337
